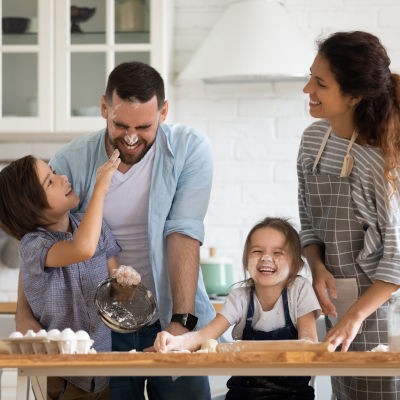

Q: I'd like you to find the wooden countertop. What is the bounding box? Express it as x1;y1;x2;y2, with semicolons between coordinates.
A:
2;301;219;315
0;302;16;315
1;351;400;377
212;302;223;313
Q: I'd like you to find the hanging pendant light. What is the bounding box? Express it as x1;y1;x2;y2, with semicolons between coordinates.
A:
177;0;315;83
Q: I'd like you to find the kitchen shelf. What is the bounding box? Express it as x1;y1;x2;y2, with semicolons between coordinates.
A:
0;302;16;315
2;33;38;45
71;31;150;45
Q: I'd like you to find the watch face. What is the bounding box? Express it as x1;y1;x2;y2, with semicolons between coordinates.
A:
172;313;198;331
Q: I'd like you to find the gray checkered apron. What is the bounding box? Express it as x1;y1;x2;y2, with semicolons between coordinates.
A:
305;127;400;399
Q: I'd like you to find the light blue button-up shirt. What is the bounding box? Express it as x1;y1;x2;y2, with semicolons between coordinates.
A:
50;124;215;329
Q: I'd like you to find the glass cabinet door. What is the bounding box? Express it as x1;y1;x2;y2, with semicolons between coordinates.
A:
0;0;169;133
55;0;159;133
1;0;53;132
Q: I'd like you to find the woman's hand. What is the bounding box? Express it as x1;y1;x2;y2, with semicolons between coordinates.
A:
325;281;400;352
303;244;337;317
312;266;338;318
324;312;363;352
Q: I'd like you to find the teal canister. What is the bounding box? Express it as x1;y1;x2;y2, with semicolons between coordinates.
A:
200;247;234;296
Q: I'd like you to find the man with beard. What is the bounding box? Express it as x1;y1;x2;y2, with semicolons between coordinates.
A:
15;61;215;400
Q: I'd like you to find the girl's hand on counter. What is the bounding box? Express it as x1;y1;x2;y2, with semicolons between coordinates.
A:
153;330;185;353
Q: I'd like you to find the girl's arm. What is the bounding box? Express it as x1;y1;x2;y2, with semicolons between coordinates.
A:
296;311;318;342
45;150;120;267
154;314;231;352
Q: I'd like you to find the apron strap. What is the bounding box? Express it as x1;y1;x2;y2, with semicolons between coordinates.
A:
312;127;331;173
312;126;358;177
340;130;358;178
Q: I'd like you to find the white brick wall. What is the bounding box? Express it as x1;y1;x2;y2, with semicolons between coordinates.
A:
173;0;400;277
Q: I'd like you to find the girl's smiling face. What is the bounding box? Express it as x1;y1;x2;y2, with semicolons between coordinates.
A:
246;227;294;288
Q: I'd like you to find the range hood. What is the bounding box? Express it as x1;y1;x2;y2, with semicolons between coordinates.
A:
177;0;316;83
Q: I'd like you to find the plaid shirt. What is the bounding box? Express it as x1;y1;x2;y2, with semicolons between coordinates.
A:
20;212;120;392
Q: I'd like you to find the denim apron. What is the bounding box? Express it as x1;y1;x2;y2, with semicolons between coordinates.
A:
306;127;400;399
225;288;314;400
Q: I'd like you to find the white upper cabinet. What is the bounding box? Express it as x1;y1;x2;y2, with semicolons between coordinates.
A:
0;0;171;134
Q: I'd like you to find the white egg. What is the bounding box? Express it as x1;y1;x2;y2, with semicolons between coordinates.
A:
25;329;36;337
9;331;23;338
47;329;61;340
36;329;47;337
75;330;90;340
60;328;76;340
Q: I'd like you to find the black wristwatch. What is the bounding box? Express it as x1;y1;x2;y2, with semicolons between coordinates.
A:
171;313;198;331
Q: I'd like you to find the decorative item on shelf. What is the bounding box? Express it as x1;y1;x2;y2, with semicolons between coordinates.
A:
201;247;234;296
115;0;149;32
72;106;100;116
70;6;96;33
2;17;30;34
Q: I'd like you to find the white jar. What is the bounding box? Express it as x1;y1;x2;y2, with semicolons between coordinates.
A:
388;290;400;351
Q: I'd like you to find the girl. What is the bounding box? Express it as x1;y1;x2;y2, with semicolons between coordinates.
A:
154;217;321;400
0;150;136;400
298;31;400;399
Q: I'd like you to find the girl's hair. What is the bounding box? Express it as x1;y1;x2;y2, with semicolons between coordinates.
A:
242;217;303;287
317;31;400;190
0;155;49;240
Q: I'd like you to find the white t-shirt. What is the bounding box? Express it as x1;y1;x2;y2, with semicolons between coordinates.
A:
220;276;321;340
103;145;158;321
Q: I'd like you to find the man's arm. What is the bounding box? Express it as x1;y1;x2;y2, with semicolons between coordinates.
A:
166;232;200;335
15;271;41;333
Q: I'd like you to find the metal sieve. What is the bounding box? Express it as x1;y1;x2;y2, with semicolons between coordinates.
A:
95;278;156;333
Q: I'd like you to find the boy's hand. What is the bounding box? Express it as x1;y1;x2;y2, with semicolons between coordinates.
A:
112;265;141;286
110;265;141;302
94;149;121;194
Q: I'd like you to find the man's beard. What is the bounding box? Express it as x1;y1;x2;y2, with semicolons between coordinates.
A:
106;130;154;166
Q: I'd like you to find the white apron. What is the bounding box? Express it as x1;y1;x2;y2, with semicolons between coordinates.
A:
305;127;400;400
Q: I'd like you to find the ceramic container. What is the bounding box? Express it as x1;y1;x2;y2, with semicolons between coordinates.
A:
201;248;234;296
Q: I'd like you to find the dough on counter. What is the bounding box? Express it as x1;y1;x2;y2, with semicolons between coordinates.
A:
170;349;191;353
370;344;388;352
200;338;218;352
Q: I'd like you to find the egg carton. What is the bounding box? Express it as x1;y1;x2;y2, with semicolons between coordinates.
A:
3;336;94;355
